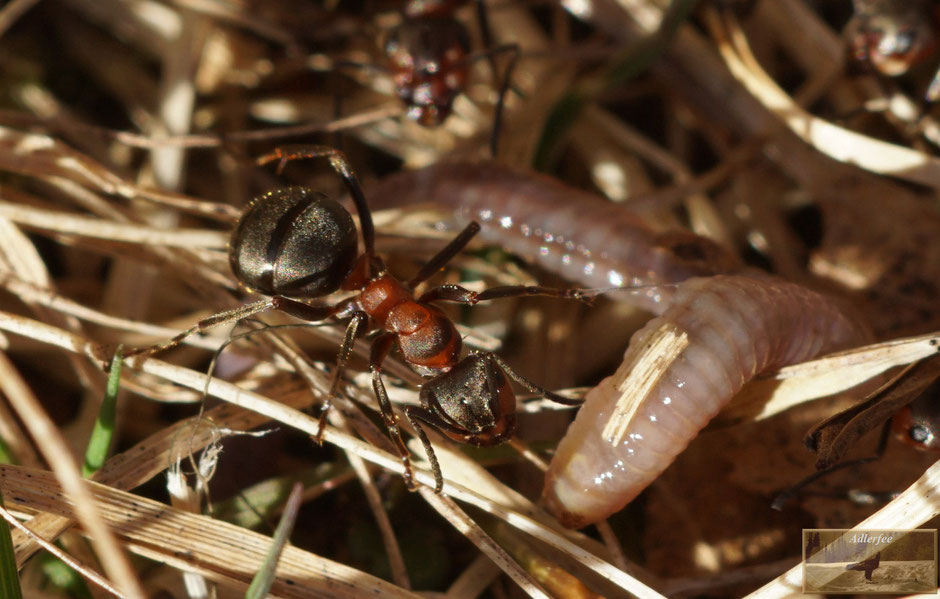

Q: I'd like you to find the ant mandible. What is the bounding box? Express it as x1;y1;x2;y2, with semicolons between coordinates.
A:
382;0;518;154
129;144;583;492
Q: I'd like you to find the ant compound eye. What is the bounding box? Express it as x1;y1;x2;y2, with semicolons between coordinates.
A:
229;187;358;297
910;424;932;445
890;28;917;55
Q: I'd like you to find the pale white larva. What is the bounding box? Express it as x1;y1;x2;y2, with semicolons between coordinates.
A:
541;275;869;528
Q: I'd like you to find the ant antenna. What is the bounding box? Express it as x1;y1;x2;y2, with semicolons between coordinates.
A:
257;145;377;267
407;222;481;288
483;352;583;406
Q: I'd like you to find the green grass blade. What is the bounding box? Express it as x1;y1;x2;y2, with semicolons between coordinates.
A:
533;0;701;171
246;482;303;599
40;554;92;599
82;346;122;478
0;495;24;599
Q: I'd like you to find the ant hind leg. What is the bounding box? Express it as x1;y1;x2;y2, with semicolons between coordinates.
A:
124;299;273;358
318;310;369;443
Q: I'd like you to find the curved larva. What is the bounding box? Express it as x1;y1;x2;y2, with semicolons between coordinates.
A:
367;161;739;312
541;275;869;528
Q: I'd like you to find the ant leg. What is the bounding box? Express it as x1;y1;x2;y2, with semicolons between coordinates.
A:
402;406;446;493
318;310;369;443
407;222;481;289
124;299;273;358
771;420;892;510
256;145;376;264
481;352;582;406
462;42;519;157
370;332;417;490
419;283;589;305
271;296;338;323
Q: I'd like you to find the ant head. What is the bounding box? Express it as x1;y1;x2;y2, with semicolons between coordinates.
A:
419;354;516;446
892;386;940;451
229;186;359;297
384;18;470;127
851;11;936;76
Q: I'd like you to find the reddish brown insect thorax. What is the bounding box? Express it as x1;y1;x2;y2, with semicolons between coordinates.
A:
357;274;463;374
357;274;414;326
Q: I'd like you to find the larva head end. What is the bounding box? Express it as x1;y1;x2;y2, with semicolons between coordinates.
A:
539;487;592;530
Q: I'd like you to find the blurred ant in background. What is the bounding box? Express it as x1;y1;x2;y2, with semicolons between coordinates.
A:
848;0;940;100
307;0;518;155
773;355;940;509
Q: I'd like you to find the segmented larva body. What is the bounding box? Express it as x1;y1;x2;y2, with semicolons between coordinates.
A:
542;275;869;528
368;161;739;312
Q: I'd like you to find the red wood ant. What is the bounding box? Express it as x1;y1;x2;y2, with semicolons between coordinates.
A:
772;355;940;509
128;145;583;492
848;0;940;100
382;0;518;154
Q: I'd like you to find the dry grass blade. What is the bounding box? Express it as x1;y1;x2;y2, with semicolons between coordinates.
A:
746;456;940;599
724;331;940;423
0;201;228;248
0;500;118;598
419;490;553;599
0;351;146;597
0;310;662;598
0;463;421;599
706;6;940;189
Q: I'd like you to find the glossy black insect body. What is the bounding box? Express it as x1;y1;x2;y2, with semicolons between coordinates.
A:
229;187;359;297
131;145;581;493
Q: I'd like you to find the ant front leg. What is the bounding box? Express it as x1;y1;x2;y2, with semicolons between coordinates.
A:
370;332;419;490
402;406;452;493
256;145;377;264
270;297;362;442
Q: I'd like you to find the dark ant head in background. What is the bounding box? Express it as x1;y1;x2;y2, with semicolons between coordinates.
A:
849;0;938;77
891;381;940;450
773;354;940;509
384;13;471;126
229;187;359;297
